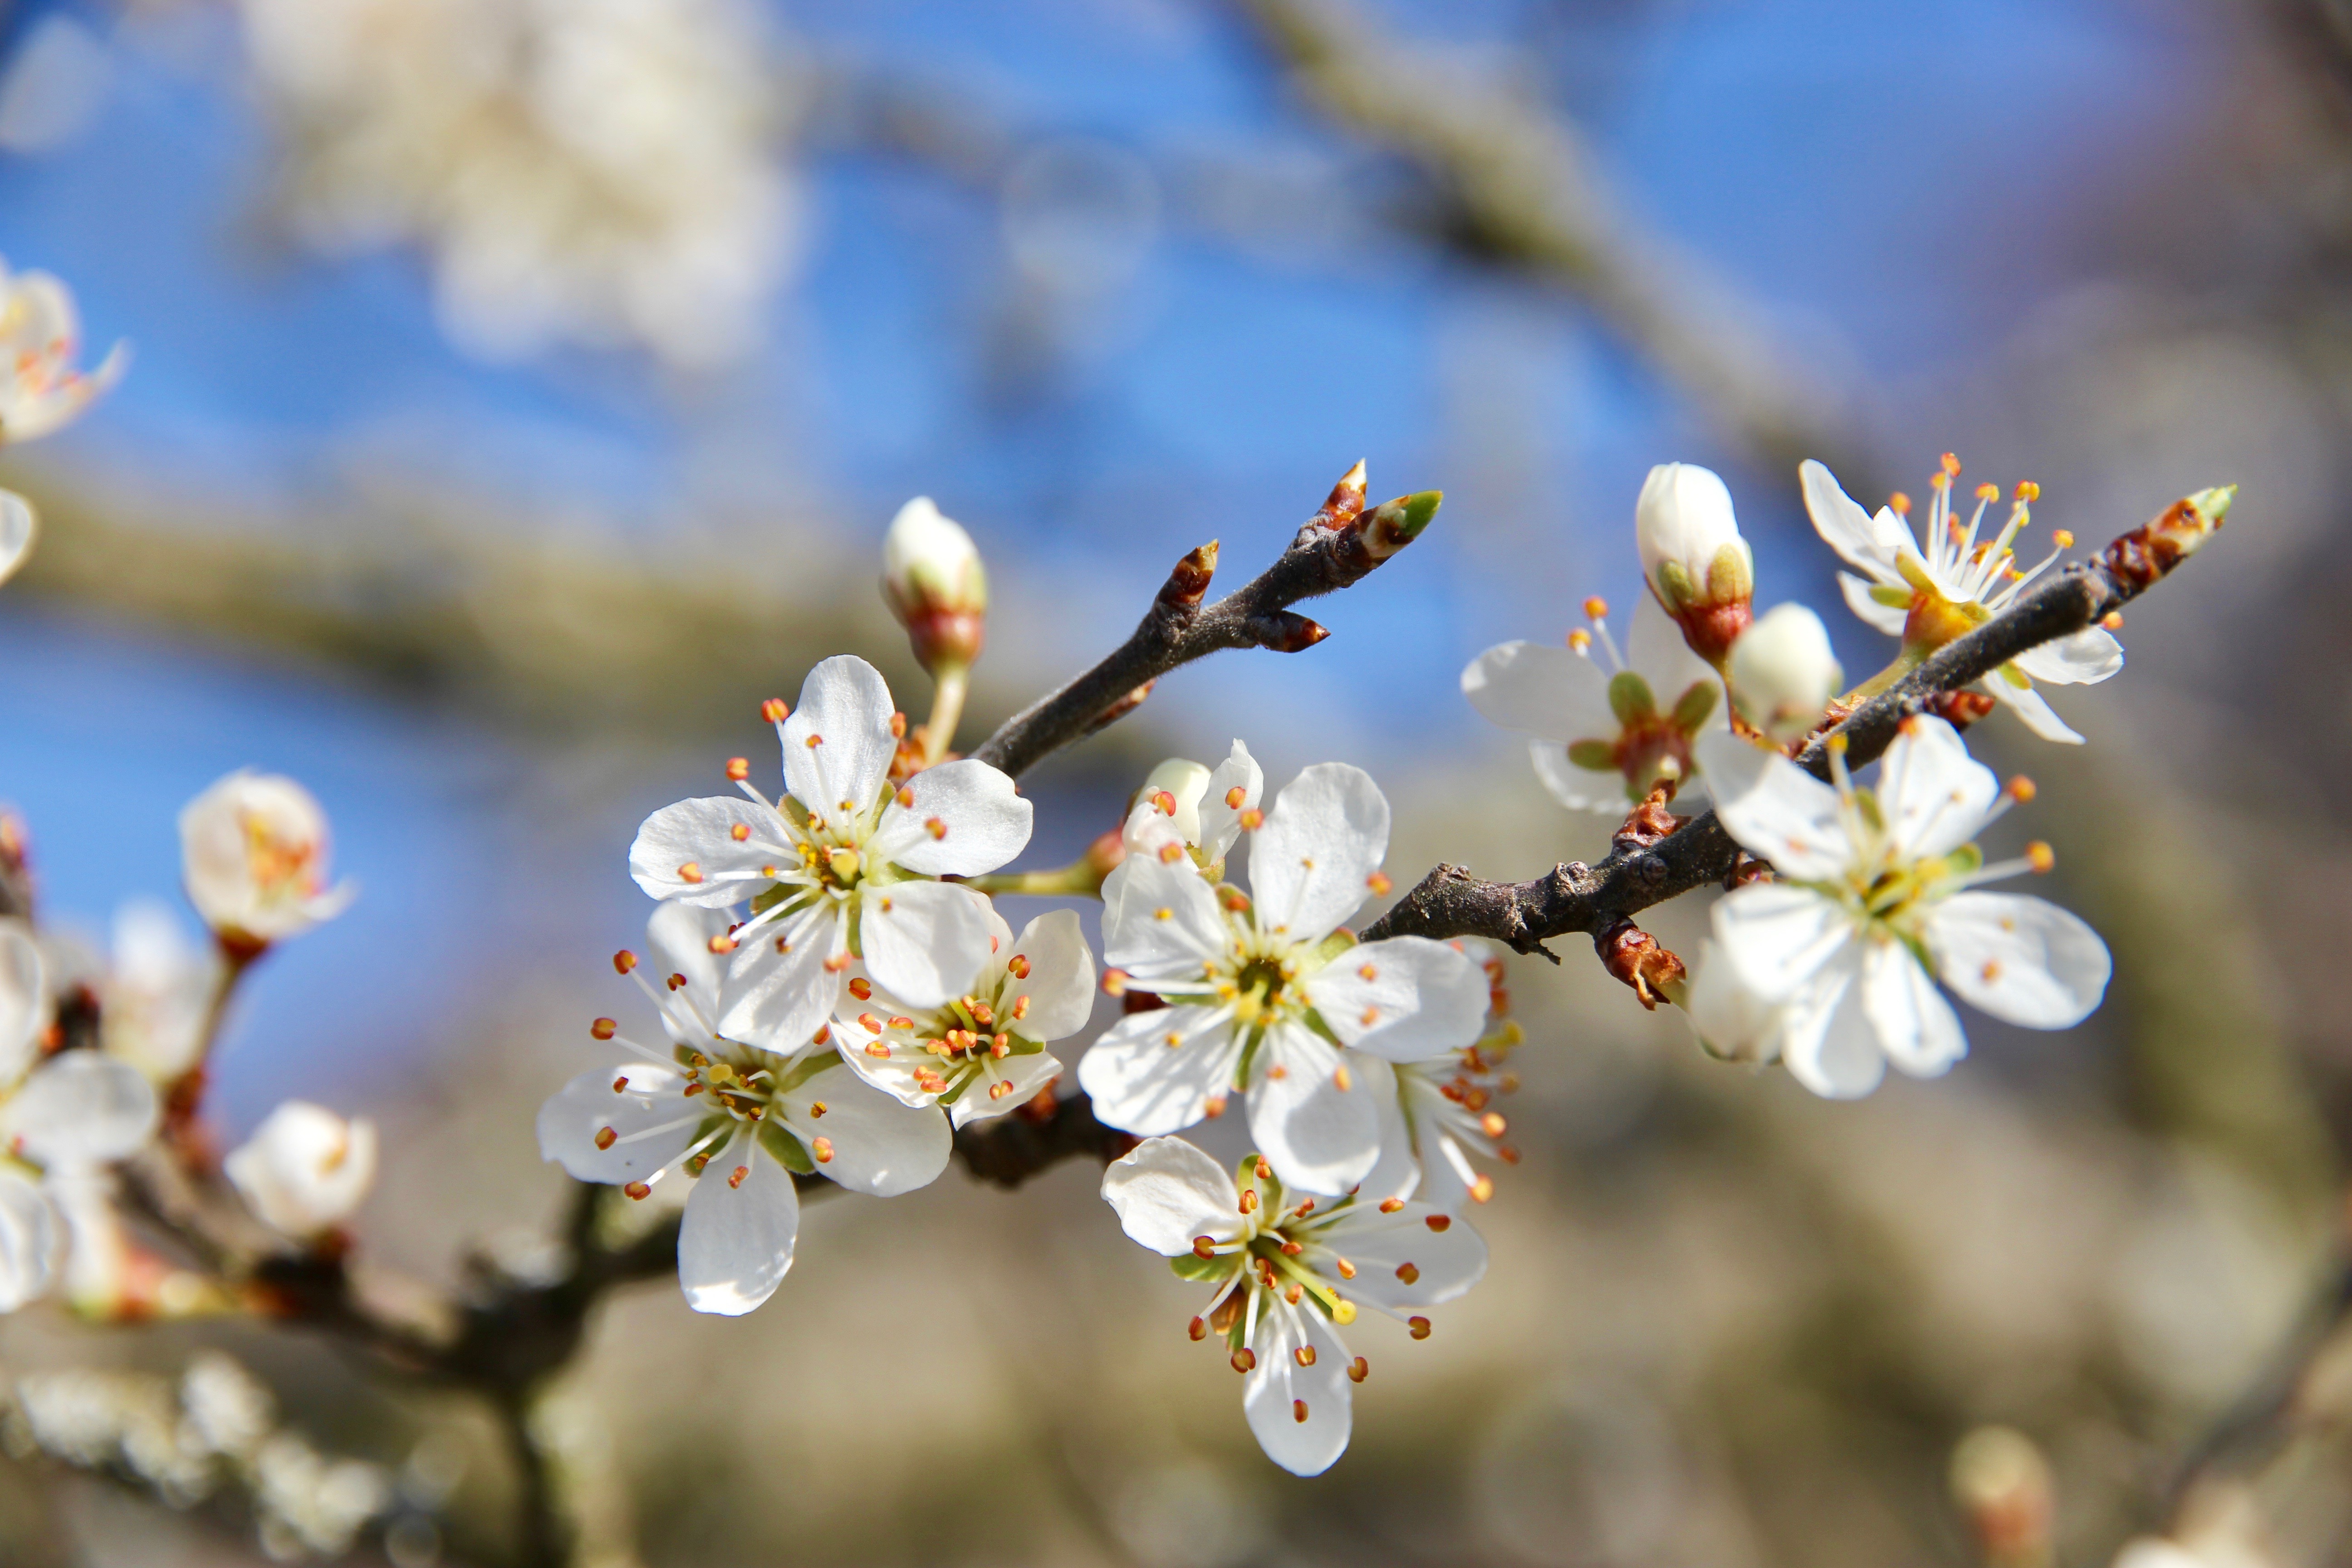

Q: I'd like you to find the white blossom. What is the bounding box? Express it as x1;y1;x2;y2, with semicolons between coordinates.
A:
1102;1135;1487;1475
538;903;948;1315
881;496;987;672
1636;462;1752;630
1462;594;1727;812
830;906;1094;1127
631;655;1032;1055
225;1102;378;1239
0;258;125;444
1801;456;2121;744
1106;740;1263;887
179;771;355;949
97;900;218;1084
1355;943;1522;1213
1692;718;2111;1098
1727;603;1841;745
1078;761;1488;1195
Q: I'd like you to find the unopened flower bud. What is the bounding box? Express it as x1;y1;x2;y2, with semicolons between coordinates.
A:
1636;462;1753;664
881;496;987;672
1949;1426;2053;1568
224;1101;377;1241
1728;604;1841;744
178;771;354;954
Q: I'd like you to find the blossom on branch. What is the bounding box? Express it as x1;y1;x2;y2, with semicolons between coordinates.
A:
0;259;126;445
629;654;1031;1054
1102;1135;1486;1475
225;1102;378;1241
1690;718;2111;1097
179;772;355;954
1078;761;1488;1195
1109;740;1263;880
1727;603;1841;745
539;904;948;1315
1355;942;1521;1212
1637;461;1753;665
881;496;988;675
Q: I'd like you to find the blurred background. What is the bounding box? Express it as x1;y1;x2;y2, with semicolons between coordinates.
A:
5;0;2352;1563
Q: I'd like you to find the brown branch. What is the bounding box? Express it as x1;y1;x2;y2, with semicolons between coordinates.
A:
1361;488;2234;955
972;464;1439;779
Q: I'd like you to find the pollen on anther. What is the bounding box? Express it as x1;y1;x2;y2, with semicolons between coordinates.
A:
1889;491;1912;516
625;1181;652;1201
677;862;704;884
1568;628;1592;654
1358;963;1378;981
1164;1031;1182;1049
1379;1197;1404;1214
1102;969;1129;996
2025;841;2056;873
591;1017;617;1040
895;786;916;809
1470;1175;1496;1203
1348;1357;1369;1383
1408;1316;1432;1340
1239;808;1264;831
1294;1346;1317;1367
926;817;948;840
760;698;789;723
1151;789;1177;817
1255;1159;1272;1181
612;1076;629;1093
1395;1262;1421;1284
2102;611;2124;631
594;1126;617;1150
1154;906;1173;921
613;950;638;974
811;1024;831;1046
865;1041;889;1058
2016;480;2042;502
1189;1316;1208;1341
1975;482;1999;501
1231;1348;1256;1373
1224;785;1247;809
1336;1257;1357;1279
2006;776;2037;804
709;935;737;955
849;977;872;1001
1334;1065;1353;1092
1481;1112;1507;1138
727;1165;750;1190
811;1136;834;1163
725;757;750;782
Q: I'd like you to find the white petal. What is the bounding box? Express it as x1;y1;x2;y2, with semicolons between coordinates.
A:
1460;641;1614;741
832;1015;942;1108
1694;732;1852;881
1984;673;2085;744
1100;1134;1243;1255
1874;715;1999;862
2013;626;2123;686
1712;884;1855;1003
1102;852;1230;981
1626;592;1727;730
1800;459;1911;578
629;796;796;907
1776;955;1887;1099
1318;1202;1488;1310
1348;1054;1422;1206
1838;571;1911;636
719;902;844;1051
11;1054;157;1165
0;1169;59;1313
1926;891;2111;1028
857;880;995;1009
1247;1022;1382;1195
646;902;730;1017
1529;740;1637;814
1303;937;1486;1061
868;759;1033;877
534;1065;702;1183
1077;1006;1243;1137
0;920;45;1084
1197;740;1264;863
946;1048;1062;1129
1242;1296;1352;1476
1683;939;1783;1065
781;655;898;819
0;489;33;587
1857;935;1967;1079
1004;909;1095;1042
774;1063;950;1196
678;1127;799;1316
1248;764;1389;944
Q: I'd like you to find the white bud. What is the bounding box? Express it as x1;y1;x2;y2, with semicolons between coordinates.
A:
1135;758;1210;844
1728;603;1841;744
882;496;987;670
1636;462;1752;616
225;1101;377;1239
178;771;353;951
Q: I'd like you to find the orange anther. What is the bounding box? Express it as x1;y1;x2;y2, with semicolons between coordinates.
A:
725;757;750;781
926;817;947;839
1008;955;1031;979
624;1181;652;1201
1225;785;1247;809
1583;596;1608;620
849;977;872;1001
613;950;638;974
1239;808;1264;831
677;862;704;884
591;1017;617;1040
760;699;789;723
594;1127;617;1150
1366;871;1392;896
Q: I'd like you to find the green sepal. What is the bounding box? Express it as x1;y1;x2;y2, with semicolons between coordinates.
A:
1566;739;1617;772
1170;1250;1236;1284
1652;559;1695;612
1705;542;1753;604
778;794;811;832
1607;671;1657;726
1998;662;2032;690
760;1120;813;1173
1869;583;1912;608
1669;680;1720;734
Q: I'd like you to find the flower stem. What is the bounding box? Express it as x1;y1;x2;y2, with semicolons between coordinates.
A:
963;861;1107;898
1841;646;1925;705
923;663;970;767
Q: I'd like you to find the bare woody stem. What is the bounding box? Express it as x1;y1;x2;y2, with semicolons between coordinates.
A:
1359;488;2234;957
971;463;1440;779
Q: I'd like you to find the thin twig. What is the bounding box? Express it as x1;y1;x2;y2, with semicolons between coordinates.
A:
1360;490;2232;955
972;464;1437;779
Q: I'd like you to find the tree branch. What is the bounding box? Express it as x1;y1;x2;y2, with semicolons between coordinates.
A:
972;464;1438;779
1361;489;2234;954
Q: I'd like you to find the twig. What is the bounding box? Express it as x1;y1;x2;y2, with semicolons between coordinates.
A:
1361;490;2233;954
972;464;1437;779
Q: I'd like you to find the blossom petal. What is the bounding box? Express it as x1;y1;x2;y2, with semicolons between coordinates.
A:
1004;909;1095;1042
1348;1054;1422;1206
774;1063;949;1196
946;1048;1062;1129
646;902;730;1019
11;1055;157;1166
1318;1203;1488;1311
781;655;898;820
1983;673;2085;743
858;880;995;1009
1712;883;1854;1002
1926;891;2111;1028
535;1065;704;1183
1626;592;1726;731
1197;740;1264;863
1875;715;1999;862
1101;1133;1243;1255
1249;764;1389;945
2013;626;2123;686
719;902;844;1051
1528;740;1636;814
1776;954;1886;1099
868;758;1033;877
1243;1295;1352;1476
1460;641;1613;741
1303;936;1487;1061
1858;935;1967;1079
1247;1022;1381;1195
1102;852;1229;982
678;1127;799;1316
1683;939;1783;1065
630;796;797;907
0;1169;59;1313
0;920;44;1084
0;490;32;588
1801;459;1911;579
1838;571;1910;636
1077;1006;1242;1137
1695;733;1851;881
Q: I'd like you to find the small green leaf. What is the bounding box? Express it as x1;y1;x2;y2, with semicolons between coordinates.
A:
1566;739;1617;772
1607;671;1657;726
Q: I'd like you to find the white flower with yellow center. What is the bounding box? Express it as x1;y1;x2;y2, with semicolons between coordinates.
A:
829;906;1093;1127
538;904;949;1315
225;1102;378;1240
1102;1135;1487;1476
630;654;1032;1054
1355;944;1523;1212
178;772;355;952
1077;763;1488;1195
1693;718;2111;1098
1801;456;2124;744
